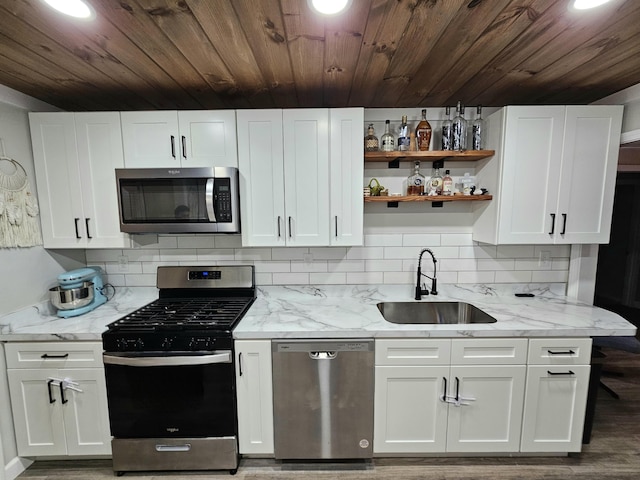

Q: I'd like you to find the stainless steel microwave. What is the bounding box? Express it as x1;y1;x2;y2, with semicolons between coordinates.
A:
115;167;240;234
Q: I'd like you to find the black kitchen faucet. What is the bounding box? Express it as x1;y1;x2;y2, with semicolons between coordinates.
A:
415;248;438;300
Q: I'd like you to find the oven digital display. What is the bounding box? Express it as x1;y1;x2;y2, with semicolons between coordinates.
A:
188;270;222;280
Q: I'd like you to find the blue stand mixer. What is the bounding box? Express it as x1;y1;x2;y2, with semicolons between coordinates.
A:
49;266;108;318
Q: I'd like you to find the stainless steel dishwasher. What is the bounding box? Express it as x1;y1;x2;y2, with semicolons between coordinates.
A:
272;339;374;460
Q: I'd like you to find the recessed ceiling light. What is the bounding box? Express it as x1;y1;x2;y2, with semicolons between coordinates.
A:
308;0;352;16
572;0;612;10
42;0;95;19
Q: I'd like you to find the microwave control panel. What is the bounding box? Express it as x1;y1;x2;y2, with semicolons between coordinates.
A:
214;178;232;222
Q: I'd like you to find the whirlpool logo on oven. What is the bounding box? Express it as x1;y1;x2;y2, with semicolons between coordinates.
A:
166;427;180;433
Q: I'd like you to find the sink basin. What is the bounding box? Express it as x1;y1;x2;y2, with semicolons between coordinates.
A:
377;301;497;324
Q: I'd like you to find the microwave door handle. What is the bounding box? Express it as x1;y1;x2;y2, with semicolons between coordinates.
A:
206;178;217;222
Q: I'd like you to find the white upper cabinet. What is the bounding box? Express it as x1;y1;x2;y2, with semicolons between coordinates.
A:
473;105;623;244
29;112;130;248
121;110;237;168
238;108;363;247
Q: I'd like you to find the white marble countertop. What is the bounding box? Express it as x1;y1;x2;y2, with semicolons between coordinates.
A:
234;284;637;339
0;284;636;342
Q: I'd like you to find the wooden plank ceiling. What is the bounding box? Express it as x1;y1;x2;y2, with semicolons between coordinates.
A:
0;0;639;111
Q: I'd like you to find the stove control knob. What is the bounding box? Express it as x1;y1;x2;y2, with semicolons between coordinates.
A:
135;338;144;350
161;338;173;350
116;338;127;351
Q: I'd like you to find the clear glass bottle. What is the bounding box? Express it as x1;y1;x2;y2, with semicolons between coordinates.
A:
380;120;395;152
415;109;432;151
364;124;379;151
429;167;443;195
461;172;473;196
441;106;452;151
442;169;453;196
398;115;410;151
451;101;466;151
472;105;484;150
407;161;425;196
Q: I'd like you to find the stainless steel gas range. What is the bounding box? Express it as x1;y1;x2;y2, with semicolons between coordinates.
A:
102;265;255;476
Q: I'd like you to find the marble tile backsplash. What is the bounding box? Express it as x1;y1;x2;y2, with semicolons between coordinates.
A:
85;233;571;289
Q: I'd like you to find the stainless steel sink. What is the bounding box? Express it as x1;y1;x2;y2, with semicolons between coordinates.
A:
377;301;497;324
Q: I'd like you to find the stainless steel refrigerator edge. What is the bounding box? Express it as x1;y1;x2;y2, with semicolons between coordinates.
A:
271;339;374;460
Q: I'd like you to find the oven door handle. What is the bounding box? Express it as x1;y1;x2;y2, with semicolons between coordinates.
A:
103;352;231;367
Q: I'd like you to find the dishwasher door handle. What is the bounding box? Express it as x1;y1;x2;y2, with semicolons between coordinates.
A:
309;351;337;360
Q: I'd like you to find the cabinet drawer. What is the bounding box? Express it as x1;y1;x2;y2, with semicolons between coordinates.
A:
5;342;103;369
375;339;451;366
451;338;528;365
527;338;592;365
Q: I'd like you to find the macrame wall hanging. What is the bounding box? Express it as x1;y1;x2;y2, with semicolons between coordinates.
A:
0;139;43;248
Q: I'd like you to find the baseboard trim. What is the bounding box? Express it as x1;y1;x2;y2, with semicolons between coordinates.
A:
5;456;32;480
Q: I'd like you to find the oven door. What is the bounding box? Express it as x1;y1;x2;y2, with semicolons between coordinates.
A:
103;351;236;438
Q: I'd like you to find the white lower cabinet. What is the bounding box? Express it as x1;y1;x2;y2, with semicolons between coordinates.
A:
5;342;111;457
375;338;528;455
520;338;592;453
235;340;274;455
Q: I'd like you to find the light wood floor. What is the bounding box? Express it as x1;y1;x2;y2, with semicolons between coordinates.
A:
16;346;640;480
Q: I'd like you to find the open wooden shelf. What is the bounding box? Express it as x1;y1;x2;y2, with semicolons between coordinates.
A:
364;150;495;164
364;194;492;203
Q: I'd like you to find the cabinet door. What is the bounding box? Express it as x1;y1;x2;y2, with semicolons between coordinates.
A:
556;106;623;244
235;340;274;455
60;368;112;456
7;369;67;456
373;365;449;453
29;112;85;248
121;111;180;167
74;112;130;248
446;365;525;453
521;365;590;452
497;106;565;244
283;109;330;246
178;110;238;168
329;108;364;246
237;109;286;246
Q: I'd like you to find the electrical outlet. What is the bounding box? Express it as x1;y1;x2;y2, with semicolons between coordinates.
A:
303;253;313;264
539;251;551;269
118;255;129;272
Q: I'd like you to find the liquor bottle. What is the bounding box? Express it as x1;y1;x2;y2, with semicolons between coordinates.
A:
429;167;443;195
398;115;410;151
472;105;484;150
442;169;453;196
441;106;452;151
451;101;466;151
380;120;395;152
364;124;379;151
415;109;432;151
406;161;425;196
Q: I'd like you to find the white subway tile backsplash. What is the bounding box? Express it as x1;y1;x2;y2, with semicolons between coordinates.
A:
105;273;125;286
441;233;473;246
273;273;309;284
495;270;533;283
477;259;515;271
402;234;441;247
291;261;328;273
364;234;403;247
347;272;384;284
347;246;384;260
112;229;570;288
532;270;569;283
310;272;347;284
459;245;497;259
329;259;366;272
177;236;216;249
272;248;308;260
458;271;495;284
497;245;535;258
